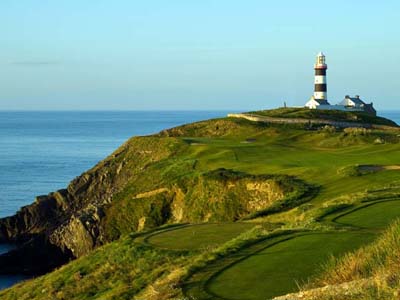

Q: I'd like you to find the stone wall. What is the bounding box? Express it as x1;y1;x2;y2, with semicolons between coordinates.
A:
227;113;400;131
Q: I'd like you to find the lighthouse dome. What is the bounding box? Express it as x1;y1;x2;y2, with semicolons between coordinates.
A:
317;51;325;57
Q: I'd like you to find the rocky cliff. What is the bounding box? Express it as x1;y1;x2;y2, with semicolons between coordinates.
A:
0;118;311;275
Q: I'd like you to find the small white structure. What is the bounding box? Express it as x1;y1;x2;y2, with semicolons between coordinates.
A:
305;96;330;109
339;95;364;108
338;95;376;115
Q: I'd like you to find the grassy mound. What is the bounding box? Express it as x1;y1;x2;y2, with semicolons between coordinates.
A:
103;168;312;239
250;108;398;126
157;118;271;138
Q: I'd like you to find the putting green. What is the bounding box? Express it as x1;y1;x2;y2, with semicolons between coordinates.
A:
207;232;375;300
146;223;256;250
334;200;400;229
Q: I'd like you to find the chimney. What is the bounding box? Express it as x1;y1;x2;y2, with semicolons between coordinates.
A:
345;95;350;99
355;95;360;99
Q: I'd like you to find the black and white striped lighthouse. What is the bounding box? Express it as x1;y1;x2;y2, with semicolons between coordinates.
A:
314;52;328;101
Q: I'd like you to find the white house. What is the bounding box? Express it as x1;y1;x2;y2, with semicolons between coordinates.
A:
338;95;376;115
304;96;331;109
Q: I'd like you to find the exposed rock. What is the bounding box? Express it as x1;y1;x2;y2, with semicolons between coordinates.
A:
134;188;170;199
0;136;180;274
137;217;147;231
171;187;186;222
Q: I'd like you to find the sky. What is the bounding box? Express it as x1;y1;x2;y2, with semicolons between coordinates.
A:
0;0;399;110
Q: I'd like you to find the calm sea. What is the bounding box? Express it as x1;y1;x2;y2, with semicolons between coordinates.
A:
0;110;398;290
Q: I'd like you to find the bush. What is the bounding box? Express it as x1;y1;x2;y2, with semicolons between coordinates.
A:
343;127;371;136
320;125;336;134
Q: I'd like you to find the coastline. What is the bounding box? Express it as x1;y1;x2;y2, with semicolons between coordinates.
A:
0;109;399;292
0;110;230;290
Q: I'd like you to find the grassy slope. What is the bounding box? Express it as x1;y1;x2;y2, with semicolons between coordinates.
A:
305;219;400;300
1;110;400;300
0;233;190;300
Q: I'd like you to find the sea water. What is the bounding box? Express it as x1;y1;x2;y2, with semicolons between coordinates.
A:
0;244;27;290
0;110;398;290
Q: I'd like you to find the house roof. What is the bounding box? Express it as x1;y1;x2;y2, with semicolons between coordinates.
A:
314;99;330;105
347;97;366;105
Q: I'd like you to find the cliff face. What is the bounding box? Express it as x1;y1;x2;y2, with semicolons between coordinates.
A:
102;169;310;240
0;118;311;274
0;135;183;273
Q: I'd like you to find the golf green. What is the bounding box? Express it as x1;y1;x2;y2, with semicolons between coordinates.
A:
146;223;256;250
207;232;375;300
334;200;400;229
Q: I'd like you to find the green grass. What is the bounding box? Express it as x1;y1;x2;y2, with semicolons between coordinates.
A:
334;200;400;229
206;232;376;300
0;235;190;300
146;223;257;250
309;219;400;299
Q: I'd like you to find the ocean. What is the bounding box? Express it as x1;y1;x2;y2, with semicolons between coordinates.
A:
0;110;398;290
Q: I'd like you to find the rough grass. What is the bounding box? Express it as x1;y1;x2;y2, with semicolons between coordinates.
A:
0;235;189;300
250;108;398;127
315;219;400;285
207;232;376;300
103;168;311;240
306;219;400;300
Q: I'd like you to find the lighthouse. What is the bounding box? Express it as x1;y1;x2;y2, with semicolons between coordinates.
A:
304;52;376;115
314;52;328;101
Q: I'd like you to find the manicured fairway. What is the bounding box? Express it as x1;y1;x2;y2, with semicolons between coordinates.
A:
334;200;400;229
146;223;256;250
206;232;376;300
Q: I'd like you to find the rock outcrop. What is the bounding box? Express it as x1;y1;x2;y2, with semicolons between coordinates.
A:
0;136;182;274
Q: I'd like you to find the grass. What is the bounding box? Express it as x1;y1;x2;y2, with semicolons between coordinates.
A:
333;200;400;229
207;232;376;300
103;167;310;239
308;219;400;299
145;223;257;251
0;235;190;300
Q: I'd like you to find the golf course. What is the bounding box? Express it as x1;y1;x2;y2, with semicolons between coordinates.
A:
1;108;400;300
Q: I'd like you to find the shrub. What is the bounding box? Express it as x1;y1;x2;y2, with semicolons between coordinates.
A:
320;125;336;134
343;127;371;136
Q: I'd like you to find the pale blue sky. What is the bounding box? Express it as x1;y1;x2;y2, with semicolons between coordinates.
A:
0;0;399;110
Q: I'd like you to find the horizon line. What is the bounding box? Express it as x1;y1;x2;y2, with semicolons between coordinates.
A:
0;108;399;112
